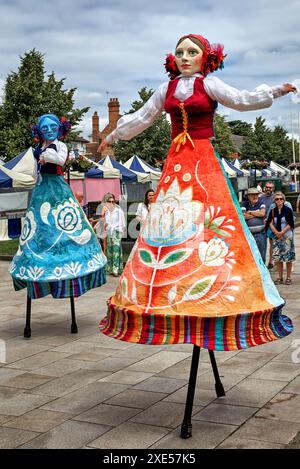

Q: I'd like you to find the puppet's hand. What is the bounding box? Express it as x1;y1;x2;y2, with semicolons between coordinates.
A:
282;83;297;94
98;138;110;153
39;157;45;165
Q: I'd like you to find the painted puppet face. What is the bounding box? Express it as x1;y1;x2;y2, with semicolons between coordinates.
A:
175;38;203;76
39;117;59;141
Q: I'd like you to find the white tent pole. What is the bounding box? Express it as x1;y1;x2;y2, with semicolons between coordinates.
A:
298;105;300;164
290;100;297;185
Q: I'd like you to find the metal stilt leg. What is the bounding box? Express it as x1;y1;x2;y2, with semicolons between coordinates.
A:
208;349;226;397
24;294;32;338
181;345;200;439
70;296;78;333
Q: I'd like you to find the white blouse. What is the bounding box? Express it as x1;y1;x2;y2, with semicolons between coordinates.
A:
41;139;68;166
105;206;126;236
136;202;149;224
106;74;287;144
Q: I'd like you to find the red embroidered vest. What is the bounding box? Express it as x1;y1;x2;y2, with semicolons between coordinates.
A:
164;76;216;140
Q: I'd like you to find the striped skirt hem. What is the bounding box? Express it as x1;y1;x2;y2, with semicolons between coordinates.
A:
13;268;106;299
99;301;293;351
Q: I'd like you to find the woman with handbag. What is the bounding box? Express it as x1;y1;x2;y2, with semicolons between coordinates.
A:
266;191;295;285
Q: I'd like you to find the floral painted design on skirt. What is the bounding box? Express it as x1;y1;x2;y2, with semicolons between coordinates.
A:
99;139;293;350
10;174;106;298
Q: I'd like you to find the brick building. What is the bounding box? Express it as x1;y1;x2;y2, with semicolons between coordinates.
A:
86;98;121;159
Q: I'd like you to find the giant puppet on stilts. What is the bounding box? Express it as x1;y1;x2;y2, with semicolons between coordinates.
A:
98;34;296;437
10;114;107;337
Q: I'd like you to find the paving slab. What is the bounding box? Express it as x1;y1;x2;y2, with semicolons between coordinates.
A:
224;416;300;445
105;389;168;409
8;351;71;371
0;372;54;390
218;436;285;449
193;403;257;426
130;401;202;428
19;420;110;449
88;422;170;449
214;378;287;407
73;403;141;426
255;392;300;423
31;369;110;397
41;382;129;414
0;391;54;416
151;421;237;449
250;361;300;382
127;351;191;374
3;409;72;432
0;427;39;449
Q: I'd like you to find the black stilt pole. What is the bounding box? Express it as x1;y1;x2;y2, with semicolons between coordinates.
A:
70;295;78;333
24;294;32;338
208;350;226;397
180;345;200;439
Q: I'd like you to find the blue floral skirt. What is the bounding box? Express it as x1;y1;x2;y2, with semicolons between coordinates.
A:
10;174;107;298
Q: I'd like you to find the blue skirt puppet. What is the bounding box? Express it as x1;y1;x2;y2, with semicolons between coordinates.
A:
10;114;106;311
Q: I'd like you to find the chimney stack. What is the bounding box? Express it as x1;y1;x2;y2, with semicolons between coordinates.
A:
92;111;99;142
108;98;120;128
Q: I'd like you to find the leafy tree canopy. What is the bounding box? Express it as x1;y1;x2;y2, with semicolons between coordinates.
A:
0;49;89;160
212;113;236;158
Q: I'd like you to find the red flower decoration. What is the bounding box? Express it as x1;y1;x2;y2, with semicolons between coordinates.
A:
164;53;180;79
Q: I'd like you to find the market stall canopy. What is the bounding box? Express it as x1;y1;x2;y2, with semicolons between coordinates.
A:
221;158;244;177
124;155;161;180
85;164;120;179
0;148;37;188
223;158;244;177
233;159;250;176
270;161;290;176
100;155;149;183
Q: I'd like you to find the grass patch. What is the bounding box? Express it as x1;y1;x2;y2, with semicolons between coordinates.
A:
0;239;19;256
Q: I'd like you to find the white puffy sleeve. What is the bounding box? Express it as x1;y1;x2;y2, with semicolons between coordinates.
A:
203;75;289;112
42;141;68;166
106;82;168;144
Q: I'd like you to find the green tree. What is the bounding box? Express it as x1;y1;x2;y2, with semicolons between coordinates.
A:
212;113;236;158
228;119;252;137
114;87;171;167
270;125;294;166
240;116;273;161
0;49;89;160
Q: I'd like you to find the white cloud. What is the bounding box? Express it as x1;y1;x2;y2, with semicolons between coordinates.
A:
0;0;299;140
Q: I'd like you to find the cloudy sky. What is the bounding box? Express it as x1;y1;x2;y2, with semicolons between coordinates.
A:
0;0;300;141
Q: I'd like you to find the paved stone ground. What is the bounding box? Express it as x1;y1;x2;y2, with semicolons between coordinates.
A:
0;230;300;449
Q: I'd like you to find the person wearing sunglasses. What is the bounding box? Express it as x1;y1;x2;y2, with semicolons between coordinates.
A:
242;187;267;262
97;193;125;277
266;191;295;284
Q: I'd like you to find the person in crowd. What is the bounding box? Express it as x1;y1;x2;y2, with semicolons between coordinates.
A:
135;189;155;226
264;184;293;269
260;182;275;268
74;192;88;216
266;191;295;285
256;183;263;197
242;187;266;262
296;193;300;213
98;193;125;277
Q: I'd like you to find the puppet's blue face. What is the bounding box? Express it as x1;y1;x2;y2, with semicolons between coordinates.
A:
39;117;59;141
